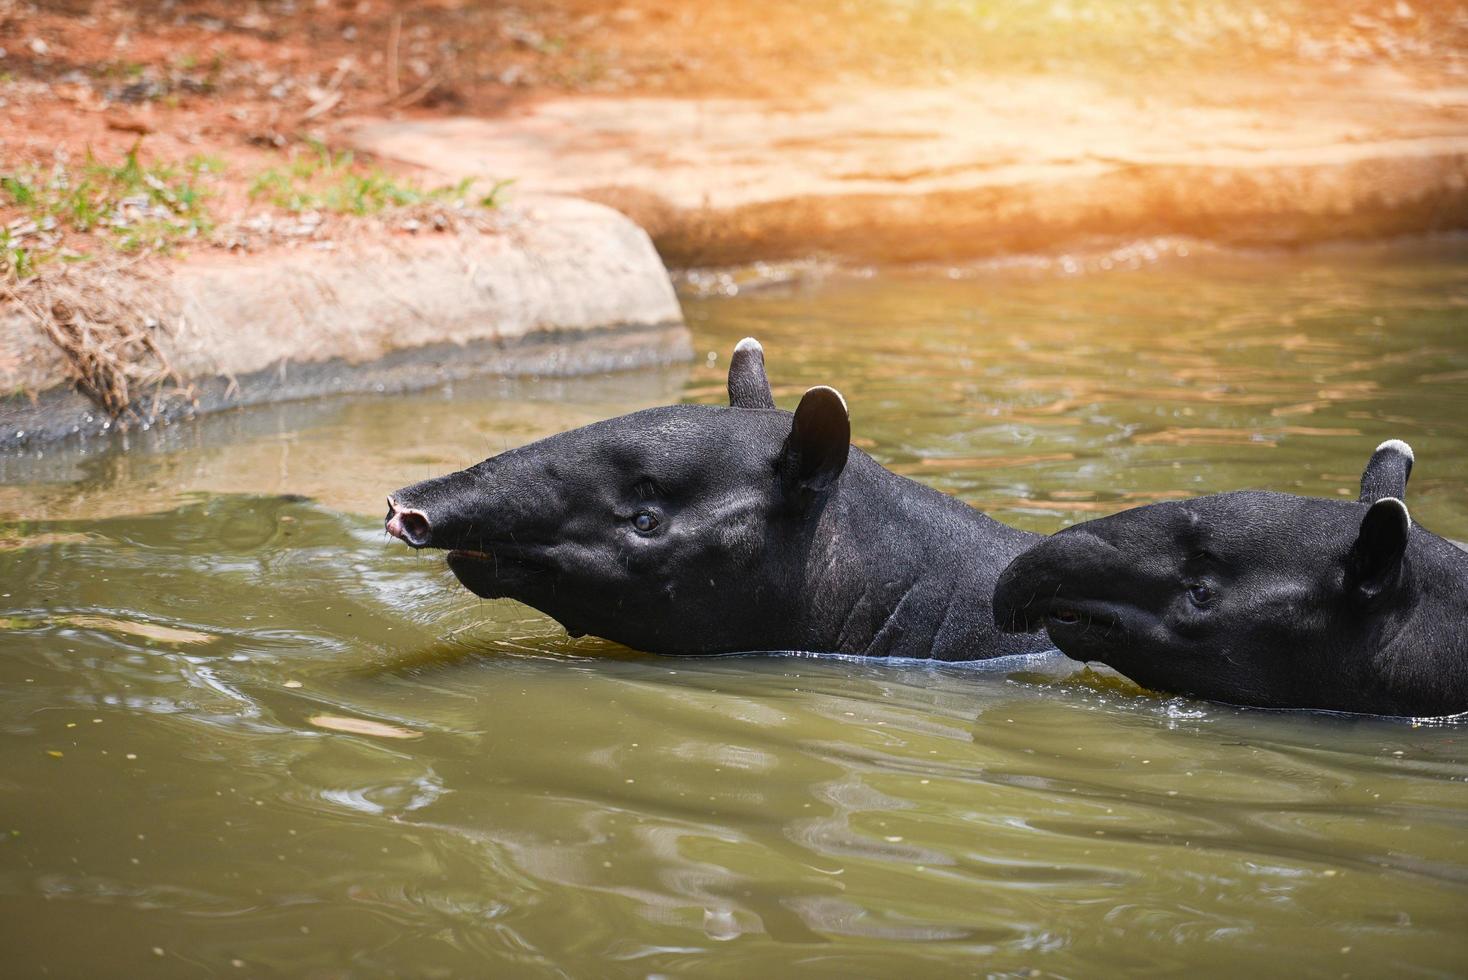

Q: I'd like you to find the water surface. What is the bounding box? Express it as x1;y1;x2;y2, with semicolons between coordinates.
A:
3;241;1466;976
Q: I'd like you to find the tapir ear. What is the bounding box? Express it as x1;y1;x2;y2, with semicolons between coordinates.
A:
1347;496;1411;599
779;386;850;502
1358;438;1414;504
727;337;776;409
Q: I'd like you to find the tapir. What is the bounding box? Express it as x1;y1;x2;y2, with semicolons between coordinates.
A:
994;439;1468;716
386;338;1049;660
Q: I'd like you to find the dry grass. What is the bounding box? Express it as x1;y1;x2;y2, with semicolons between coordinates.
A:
0;258;193;423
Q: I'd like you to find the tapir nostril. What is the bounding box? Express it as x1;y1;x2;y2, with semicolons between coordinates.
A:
385;499;433;548
401;511;430;545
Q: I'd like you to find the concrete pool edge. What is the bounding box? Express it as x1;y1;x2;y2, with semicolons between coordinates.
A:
342;69;1468;266
635;145;1468;266
0;195;689;451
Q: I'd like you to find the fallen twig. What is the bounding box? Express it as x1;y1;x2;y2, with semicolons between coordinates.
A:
386;11;402;101
389;72;440;109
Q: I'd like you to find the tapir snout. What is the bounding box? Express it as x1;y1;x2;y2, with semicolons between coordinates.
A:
993;524;1161;638
384;498;431;547
384;465;502;553
384;449;560;577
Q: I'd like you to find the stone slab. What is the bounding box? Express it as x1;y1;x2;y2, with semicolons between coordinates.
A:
346;72;1468;264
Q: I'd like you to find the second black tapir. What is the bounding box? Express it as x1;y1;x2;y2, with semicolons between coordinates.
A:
994;440;1468;716
386;338;1050;660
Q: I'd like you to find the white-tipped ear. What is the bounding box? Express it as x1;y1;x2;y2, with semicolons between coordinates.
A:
1359;439;1415;504
1349;496;1410;598
1381;496;1412;530
727;337;776;409
1375;439;1414;461
779;385;850;503
816;385;847;415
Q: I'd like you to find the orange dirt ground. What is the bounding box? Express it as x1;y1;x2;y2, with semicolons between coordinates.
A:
2;0;1466;263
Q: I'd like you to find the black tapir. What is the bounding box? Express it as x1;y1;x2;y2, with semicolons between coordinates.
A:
386;338;1049;660
993;439;1468;716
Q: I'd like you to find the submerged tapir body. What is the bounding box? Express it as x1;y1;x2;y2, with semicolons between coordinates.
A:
387;339;1048;660
994;440;1468;716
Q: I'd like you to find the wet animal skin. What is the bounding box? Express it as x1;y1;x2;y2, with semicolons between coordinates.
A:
387;338;1050;660
995;440;1468;716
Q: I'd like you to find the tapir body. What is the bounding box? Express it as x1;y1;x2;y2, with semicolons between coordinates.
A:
388;339;1049;660
994;441;1468;716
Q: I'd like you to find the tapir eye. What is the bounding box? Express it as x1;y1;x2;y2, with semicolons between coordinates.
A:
1187;583;1215;607
632;511;660;533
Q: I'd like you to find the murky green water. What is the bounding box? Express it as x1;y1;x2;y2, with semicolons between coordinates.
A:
3;242;1467;977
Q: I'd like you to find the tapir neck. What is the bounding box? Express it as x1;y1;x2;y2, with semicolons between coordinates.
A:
786;456;1049;661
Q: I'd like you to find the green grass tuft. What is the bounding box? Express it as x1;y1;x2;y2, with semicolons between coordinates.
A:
1;140;510;282
1;143;220;279
248;141;506;215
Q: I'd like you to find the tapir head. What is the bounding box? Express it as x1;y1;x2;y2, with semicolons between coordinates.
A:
993;489;1418;710
385;339;852;654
